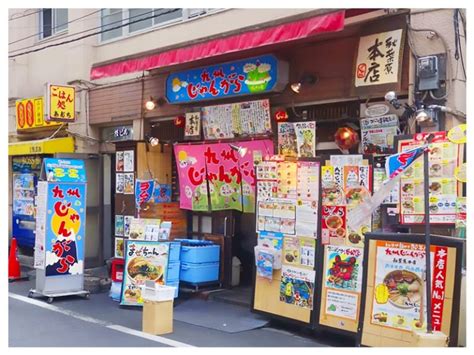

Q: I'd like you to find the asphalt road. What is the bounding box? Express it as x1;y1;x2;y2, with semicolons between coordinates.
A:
9;278;355;347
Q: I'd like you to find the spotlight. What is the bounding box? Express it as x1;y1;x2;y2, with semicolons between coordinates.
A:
145;97;157;111
290;74;317;94
415;109;431;123
384;91;402;109
147;136;160;146
229;144;248;158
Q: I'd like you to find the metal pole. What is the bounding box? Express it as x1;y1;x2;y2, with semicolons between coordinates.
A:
423;136;433;333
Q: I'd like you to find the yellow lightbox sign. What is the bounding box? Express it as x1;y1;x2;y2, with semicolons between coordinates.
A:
16;97;61;131
48;84;76;122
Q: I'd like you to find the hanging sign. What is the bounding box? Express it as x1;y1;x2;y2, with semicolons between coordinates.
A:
135;180;155;209
16;97;61;130
166;54;288;103
46;83;76;122
355;29;403;87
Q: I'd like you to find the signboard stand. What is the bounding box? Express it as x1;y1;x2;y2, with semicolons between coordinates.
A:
29;158;89;304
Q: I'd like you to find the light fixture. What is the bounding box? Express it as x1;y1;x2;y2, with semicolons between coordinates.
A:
290;74;317;94
145;96;157;111
229;144;248;158
415;109;431;123
384;91;402;109
147;135;160;147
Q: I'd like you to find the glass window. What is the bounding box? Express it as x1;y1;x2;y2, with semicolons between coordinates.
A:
54;9;68;32
153;8;183;26
41;9;52;38
101;9;123;41
128;8;153;33
40;8;68;39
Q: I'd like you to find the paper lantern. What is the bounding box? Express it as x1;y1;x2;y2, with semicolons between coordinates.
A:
334;127;359;150
174;116;185;127
274;110;289;122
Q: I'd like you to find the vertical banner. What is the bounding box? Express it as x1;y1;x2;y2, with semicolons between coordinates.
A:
44;182;86;276
174;144;209;210
238;139;273;213
135;179;155;210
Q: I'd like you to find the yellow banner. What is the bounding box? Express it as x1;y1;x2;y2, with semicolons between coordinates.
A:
8;137;75;156
48;84;76;122
16;97;61;130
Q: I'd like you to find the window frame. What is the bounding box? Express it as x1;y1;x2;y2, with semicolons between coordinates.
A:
39;8;68;40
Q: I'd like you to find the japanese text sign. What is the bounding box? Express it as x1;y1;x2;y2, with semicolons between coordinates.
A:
47;84;76;122
355;29;403;87
43;159;86;183
135;179;155;209
16;97;61;130
166;55;288;103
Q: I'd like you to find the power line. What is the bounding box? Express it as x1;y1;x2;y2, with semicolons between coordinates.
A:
9;9;181;59
9;9;42;21
9;9;103;46
9;8;156;54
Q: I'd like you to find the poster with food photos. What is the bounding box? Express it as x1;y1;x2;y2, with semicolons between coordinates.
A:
115;215;124;236
123;173;135;194
397;132;463;224
283;236;300;265
123;150;134;172
256;160;278;180
297;161;320;201
185;112;201;138
257;181;277;201
116;173;125;194
116;151;124;172
276;161;297;199
278;122;298;157
321;205;347;245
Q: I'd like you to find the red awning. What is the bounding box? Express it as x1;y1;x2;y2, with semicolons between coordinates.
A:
90;11;345;80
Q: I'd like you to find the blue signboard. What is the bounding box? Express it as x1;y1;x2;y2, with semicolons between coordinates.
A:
44;182;86;276
166;54;288;104
44;158;87;183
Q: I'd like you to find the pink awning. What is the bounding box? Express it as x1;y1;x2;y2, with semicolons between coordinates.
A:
90;11;345;80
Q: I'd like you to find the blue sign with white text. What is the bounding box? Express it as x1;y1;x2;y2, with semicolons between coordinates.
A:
166;55;286;104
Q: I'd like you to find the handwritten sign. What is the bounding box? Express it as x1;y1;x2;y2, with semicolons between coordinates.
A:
47;84;76;122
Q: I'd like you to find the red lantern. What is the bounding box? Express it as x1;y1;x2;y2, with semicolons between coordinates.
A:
174;116;185;127
274;110;289;122
334;127;359;150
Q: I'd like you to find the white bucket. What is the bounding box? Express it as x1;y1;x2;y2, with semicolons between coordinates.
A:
231;256;241;287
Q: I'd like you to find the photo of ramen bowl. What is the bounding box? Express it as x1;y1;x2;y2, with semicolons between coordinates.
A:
336;227;346;237
348;233;361;244
430;163;442;176
402;201;414;212
322;185;344;205
429;182;442;193
402;183;414;193
127;256;163;283
345;187;369;205
326;215;343;231
383;270;422;309
124;288;141;302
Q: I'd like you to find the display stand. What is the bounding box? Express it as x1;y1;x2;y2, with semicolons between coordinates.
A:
29;158;89;303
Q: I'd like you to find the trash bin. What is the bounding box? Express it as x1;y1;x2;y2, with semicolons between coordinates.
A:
142;283;176;335
231;256;241;287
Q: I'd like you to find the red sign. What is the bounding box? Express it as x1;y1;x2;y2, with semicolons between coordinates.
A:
431;246;448;331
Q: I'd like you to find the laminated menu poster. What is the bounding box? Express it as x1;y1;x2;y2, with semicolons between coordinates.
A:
256;160;278;180
397;132;463;224
325;289;359;320
276;161;297;199
277;122;298;157
294;121;316;158
201;99;272;139
295;200;318;238
280;265;315;310
371;241;448;332
121;240;170;306
296;161;320;201
129;218;161;240
321;205;347;246
257;198;296;234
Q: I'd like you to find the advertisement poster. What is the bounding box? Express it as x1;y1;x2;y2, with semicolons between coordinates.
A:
255;249;274;280
129;218;146;240
280;265;315;310
283;236;300;265
123;150;134;172
166;55;285;104
299;237;316;267
114;238;124;258
321;205;347;245
116;151;124;172
360;114;399;153
135;179;155;209
325;289;359;320
278;122;298;157
153;183;172;203
325;245;363;292
44;182;86;276
258;231;284;251
115;215;124;236
184;112;201;138
371;241;448;332
174;144;209;211
116;173;124;194
294;121;316;158
398;132;462;224
123;173;134;194
121;240;170;306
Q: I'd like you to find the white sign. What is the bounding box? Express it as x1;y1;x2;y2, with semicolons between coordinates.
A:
325;289;358;320
355;29;403;87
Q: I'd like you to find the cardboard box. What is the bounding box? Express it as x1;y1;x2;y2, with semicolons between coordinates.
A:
142;300;174;335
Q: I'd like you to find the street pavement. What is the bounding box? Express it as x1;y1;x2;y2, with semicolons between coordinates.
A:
9;277;355;347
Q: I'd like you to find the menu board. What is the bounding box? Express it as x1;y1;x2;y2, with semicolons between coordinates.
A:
397;132;463;224
201;99;272;139
360;114;399;153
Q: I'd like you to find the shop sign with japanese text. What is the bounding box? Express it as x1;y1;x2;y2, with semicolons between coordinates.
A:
16;97;61;130
355;29;403;87
47;84;76;122
166;54;288;103
44;158;86;183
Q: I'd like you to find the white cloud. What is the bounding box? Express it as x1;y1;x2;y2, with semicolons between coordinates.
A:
46;251;60;266
69;260;84;275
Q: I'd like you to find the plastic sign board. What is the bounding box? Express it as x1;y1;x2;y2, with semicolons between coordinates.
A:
43;158;87;183
166;54;288;103
16;97;61;130
47;83;76;122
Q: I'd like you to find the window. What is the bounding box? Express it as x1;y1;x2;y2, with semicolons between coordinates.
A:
40;8;68;39
101;9;123;41
153;8;183;26
129;9;153;33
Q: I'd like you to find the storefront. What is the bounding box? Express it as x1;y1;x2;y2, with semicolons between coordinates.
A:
88;9;465;346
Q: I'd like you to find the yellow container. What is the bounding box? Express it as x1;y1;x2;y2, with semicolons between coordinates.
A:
142;300;174;335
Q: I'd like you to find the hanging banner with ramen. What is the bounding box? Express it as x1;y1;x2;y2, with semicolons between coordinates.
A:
371;240;448;331
121;240;170;306
174;144;209;211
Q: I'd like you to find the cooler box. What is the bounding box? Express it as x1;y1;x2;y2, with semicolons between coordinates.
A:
166;261;180;282
168;242;181;262
180;244;220;264
180;261;219;283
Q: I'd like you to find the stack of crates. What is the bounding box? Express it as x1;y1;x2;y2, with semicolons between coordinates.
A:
176;239;220;284
164;242;181;298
